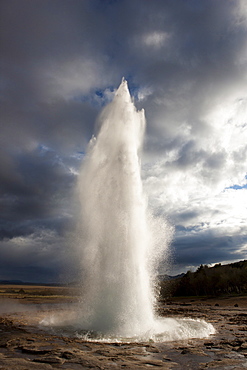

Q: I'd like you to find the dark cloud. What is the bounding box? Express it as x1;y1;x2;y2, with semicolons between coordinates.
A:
172;230;247;273
0;0;246;281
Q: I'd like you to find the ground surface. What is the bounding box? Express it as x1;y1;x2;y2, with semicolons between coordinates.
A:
0;285;246;369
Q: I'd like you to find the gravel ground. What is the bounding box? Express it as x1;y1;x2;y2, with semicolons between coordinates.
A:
0;295;246;369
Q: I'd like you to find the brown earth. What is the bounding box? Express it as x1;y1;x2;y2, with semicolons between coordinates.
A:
0;286;246;369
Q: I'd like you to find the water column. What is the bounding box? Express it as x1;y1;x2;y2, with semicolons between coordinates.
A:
74;79;215;341
77;79;156;336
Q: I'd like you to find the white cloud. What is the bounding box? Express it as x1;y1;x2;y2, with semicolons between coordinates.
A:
142;31;170;48
143;90;247;271
137;86;153;102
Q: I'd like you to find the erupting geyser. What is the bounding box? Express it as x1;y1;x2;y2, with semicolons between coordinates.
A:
74;78;215;341
77;78;158;337
42;79;215;341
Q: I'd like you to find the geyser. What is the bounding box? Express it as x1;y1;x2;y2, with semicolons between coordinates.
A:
77;78;157;337
42;79;215;342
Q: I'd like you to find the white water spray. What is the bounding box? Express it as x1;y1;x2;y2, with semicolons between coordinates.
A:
77;79;157;336
42;79;215;341
73;78;215;340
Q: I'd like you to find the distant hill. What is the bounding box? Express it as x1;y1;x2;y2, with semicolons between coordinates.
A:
0;280;24;285
158;273;185;281
160;260;247;298
0;280;64;286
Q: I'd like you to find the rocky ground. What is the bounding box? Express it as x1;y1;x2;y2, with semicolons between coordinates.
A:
0;287;246;369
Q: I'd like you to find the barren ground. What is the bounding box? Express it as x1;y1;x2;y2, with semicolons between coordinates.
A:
0;285;246;369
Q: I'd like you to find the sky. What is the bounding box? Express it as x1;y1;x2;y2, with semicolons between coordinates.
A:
0;0;247;283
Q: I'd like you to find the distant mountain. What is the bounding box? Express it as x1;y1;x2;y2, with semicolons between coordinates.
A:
158;273;185;281
0;280;24;284
0;280;64;286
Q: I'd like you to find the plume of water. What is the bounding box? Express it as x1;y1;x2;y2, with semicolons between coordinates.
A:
77;79;159;336
42;78;215;342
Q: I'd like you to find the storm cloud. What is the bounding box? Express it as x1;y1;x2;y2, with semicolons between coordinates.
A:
0;0;246;281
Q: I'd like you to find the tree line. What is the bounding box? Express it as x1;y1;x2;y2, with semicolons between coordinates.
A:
160;260;247;298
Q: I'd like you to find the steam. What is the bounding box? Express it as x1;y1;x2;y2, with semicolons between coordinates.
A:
71;79;214;340
41;79;215;341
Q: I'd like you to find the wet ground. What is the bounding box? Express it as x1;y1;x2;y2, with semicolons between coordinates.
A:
0;292;246;369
